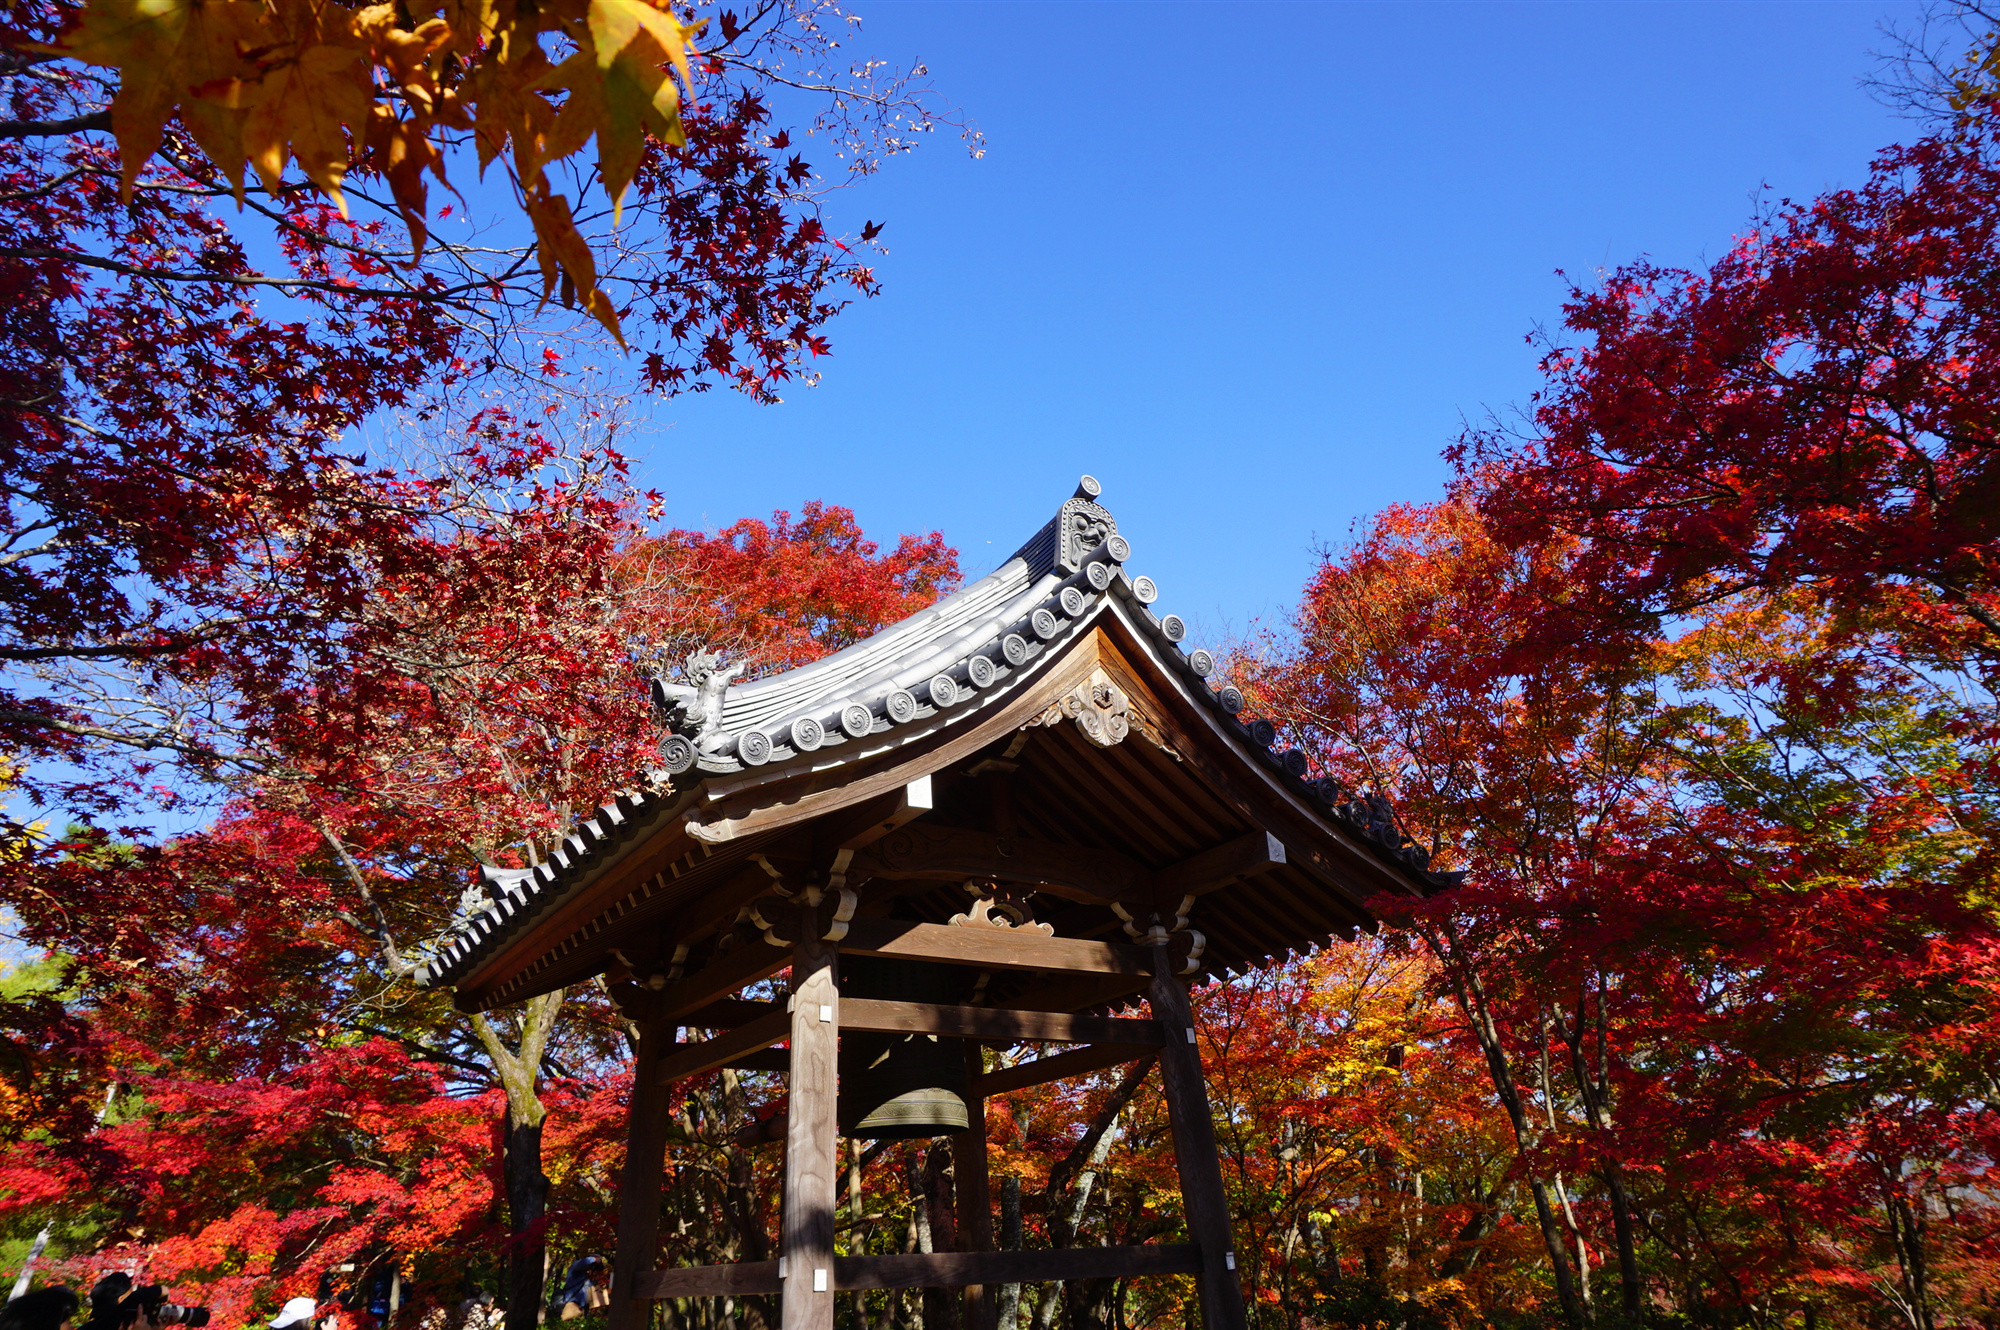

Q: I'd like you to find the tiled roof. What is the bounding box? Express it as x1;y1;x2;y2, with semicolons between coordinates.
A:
414;478;1458;991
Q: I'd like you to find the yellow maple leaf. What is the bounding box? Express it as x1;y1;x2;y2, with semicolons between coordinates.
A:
530;46;604;170
591;41;682;220
525;186;626;346
528;0;693;223
361;105;452;256
529;32;682;210
438;0;500;56
59;0;269;196
351;5;453;101
215;43;370;208
586;0;693;90
464;45;558;185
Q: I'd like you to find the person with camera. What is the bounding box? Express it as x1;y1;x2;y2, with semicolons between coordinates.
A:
80;1275;208;1330
0;1287;81;1330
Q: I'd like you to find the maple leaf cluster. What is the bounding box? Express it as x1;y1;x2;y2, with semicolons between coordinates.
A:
1239;107;2000;1328
6;13;2000;1330
0;0;965;1318
0;482;959;1326
45;0;808;347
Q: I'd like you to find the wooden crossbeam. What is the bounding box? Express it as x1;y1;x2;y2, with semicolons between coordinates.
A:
836;918;1149;977
643;941;790;1023
972;1043;1157;1097
846;822;1286;911
841;1246;1203;1290
841;998;1162;1046
637;1261;782;1299
654;1010;790;1085
656;997;1164;1049
848;823;1150;902
999;971;1152;1016
680;997;780;1029
1151;830;1286;903
633;1245;1204;1299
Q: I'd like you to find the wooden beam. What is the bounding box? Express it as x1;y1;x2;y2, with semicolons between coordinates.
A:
841;774;934;849
955;1043;996;1330
836;917;1149;977
724;1047;790;1074
1149;950;1249;1330
635;1261;782;1299
848;825;1286;914
839;998;1162;1046
679;996;780;1029
1151;830;1286;903
607;1023;673;1330
780;920;839;1330
643;939;790;1023
632;1246;1203;1299
654;1011;790;1085
989;970;1152;1016
839;1246;1203;1290
972;1043;1157;1097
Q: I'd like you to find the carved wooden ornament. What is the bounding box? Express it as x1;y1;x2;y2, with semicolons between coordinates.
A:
949;884;1054;937
1036;668;1134;748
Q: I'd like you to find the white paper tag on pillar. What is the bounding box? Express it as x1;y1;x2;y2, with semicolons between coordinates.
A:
819;1004;833;1023
813;1269;828;1293
1186;1027;1197;1044
1225;1253;1236;1271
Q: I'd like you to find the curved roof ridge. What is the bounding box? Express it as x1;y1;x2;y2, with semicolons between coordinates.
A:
413;475;1463;997
719;556;1036;730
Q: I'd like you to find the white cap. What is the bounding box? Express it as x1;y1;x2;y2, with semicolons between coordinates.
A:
270;1298;318;1329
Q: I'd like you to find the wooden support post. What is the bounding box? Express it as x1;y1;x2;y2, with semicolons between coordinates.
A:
608;1021;674;1330
781;915;839;1330
1148;949;1249;1330
954;1043;996;1330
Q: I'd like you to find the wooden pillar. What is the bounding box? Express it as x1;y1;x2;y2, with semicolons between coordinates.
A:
781;918;839;1330
953;1042;996;1330
608;1021;674;1330
1148;949;1249;1330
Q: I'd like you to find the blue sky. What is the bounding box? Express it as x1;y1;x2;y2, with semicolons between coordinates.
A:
620;0;1925;649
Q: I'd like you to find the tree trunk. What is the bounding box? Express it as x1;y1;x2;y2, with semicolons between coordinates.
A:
470;990;567;1330
1887;1191;1934;1330
996;1176;1023;1330
923;1144;959;1330
849;1139;871;1330
1423;925;1591;1330
1436;1185;1503;1280
503;1114;551;1330
1565;986;1642;1320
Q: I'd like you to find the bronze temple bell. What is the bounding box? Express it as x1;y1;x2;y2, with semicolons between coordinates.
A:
836;952;970;1139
